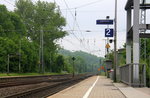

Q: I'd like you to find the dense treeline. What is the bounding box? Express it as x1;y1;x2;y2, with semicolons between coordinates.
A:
0;0;103;74
59;49;104;73
0;0;67;73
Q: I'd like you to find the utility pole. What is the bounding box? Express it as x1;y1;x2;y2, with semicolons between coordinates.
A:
41;26;44;74
39;26;44;74
114;0;117;82
7;54;10;75
19;33;21;73
39;33;41;73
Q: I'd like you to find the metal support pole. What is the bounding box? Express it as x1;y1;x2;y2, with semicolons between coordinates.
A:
103;39;107;57
140;0;146;61
7;54;10;75
143;64;146;87
39;26;44;73
106;16;110;55
19;34;21;73
126;9;132;64
39;29;41;73
148;55;150;87
49;52;52;72
107;37;109;54
73;60;75;77
133;0;140;84
41;26;44;74
149;55;150;87
114;0;117;82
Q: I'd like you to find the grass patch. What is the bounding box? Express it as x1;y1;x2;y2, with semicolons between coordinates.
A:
0;72;64;77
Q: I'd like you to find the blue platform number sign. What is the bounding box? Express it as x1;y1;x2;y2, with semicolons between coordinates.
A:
105;28;113;37
96;20;113;25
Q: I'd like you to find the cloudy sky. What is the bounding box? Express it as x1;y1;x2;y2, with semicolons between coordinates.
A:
0;0;128;57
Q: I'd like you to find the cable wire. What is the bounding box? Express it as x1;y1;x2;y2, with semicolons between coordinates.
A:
62;0;91;52
61;0;104;10
3;0;16;7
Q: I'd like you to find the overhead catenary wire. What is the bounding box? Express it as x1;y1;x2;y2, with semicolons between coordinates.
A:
62;0;92;53
3;0;16;7
61;0;108;55
0;0;89;55
73;8;85;39
2;0;97;55
67;26;92;52
62;38;80;47
63;0;93;53
63;0;85;39
61;0;104;10
60;14;91;52
74;0;105;9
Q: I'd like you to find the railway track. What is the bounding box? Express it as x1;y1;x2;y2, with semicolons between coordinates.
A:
0;74;72;88
0;74;93;98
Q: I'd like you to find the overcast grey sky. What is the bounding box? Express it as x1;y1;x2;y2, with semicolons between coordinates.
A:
0;0;128;57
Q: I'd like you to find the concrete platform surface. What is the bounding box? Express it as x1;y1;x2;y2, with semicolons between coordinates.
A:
114;83;150;98
47;76;125;98
47;76;150;98
135;87;150;95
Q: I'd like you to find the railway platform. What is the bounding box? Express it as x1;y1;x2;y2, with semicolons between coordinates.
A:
48;76;150;98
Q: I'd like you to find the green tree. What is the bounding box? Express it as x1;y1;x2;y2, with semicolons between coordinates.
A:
0;5;26;39
0;37;18;72
15;0;67;72
53;55;65;73
0;5;26;73
15;0;67;45
20;38;39;72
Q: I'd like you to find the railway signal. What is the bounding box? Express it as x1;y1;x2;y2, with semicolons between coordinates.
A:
72;57;76;77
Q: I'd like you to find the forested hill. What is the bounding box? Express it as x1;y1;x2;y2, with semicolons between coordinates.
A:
59;49;103;65
59;49;104;73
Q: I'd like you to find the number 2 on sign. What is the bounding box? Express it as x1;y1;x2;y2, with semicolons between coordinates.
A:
106;29;111;35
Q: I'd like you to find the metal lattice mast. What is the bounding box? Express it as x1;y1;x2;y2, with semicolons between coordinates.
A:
140;0;147;61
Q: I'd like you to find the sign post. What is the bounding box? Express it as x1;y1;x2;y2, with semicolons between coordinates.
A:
96;17;115;79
